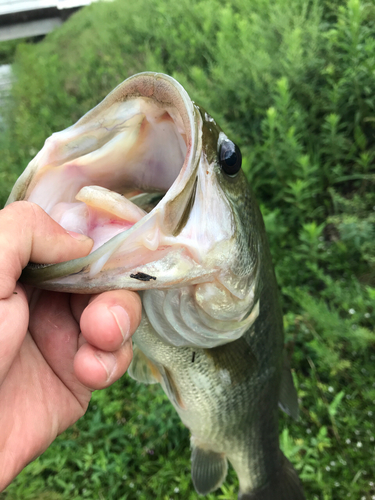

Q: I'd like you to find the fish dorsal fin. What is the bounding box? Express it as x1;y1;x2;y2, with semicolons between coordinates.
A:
191;443;228;495
278;352;299;420
128;345;160;384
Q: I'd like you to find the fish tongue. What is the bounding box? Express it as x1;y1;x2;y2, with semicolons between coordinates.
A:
75;185;146;223
48;185;147;255
73;185;147;252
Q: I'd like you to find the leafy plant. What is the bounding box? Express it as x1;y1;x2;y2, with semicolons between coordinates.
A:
1;0;374;498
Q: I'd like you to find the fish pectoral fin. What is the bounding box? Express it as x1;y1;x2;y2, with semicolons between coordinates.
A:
238;452;305;500
159;366;185;410
191;443;228;495
278;353;299;420
128;345;161;384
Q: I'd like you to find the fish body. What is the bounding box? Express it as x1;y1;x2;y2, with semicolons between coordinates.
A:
8;73;305;499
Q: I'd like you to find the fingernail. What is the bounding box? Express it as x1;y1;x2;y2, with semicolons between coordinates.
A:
67;230;92;242
110;305;130;344
94;350;117;381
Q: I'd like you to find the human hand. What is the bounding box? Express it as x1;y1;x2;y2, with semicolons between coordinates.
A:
0;201;141;491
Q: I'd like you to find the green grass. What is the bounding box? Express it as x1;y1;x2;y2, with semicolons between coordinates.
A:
1;0;375;498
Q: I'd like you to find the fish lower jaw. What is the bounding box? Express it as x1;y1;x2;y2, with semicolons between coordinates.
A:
50;188;222;281
43;179;219;280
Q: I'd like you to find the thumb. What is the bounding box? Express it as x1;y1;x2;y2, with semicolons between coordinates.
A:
0;201;92;382
0;201;93;299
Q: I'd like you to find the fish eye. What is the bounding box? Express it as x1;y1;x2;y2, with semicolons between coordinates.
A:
219;140;242;176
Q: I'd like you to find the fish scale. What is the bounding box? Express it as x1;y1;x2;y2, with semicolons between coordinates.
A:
8;72;305;499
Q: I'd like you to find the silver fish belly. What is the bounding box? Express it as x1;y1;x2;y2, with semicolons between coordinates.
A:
8;72;305;500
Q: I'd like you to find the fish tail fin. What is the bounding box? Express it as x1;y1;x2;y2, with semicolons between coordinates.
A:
238;453;305;500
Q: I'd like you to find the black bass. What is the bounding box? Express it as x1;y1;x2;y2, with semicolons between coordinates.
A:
8;73;305;500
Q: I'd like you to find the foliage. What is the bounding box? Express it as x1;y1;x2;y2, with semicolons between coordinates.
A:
0;38;29;65
0;0;374;498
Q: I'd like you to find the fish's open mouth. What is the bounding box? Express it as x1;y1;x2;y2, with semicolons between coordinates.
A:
28;96;188;251
11;73;209;289
26;74;195;248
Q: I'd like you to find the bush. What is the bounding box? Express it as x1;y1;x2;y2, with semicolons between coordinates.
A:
0;0;374;498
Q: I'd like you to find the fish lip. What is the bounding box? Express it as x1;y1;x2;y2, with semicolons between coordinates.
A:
18;73;205;289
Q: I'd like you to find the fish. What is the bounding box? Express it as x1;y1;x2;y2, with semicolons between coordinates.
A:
7;72;305;500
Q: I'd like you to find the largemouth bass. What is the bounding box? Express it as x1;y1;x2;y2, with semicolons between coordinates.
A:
8;73;305;500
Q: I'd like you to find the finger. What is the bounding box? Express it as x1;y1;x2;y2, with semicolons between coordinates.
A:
0;283;29;382
70;294;91;324
28;290;93;408
79;290;142;352
29;291;81;377
0;201;93;299
73;340;133;390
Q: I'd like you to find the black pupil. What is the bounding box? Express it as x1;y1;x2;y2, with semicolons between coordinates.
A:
224;150;237;166
219;141;242;176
